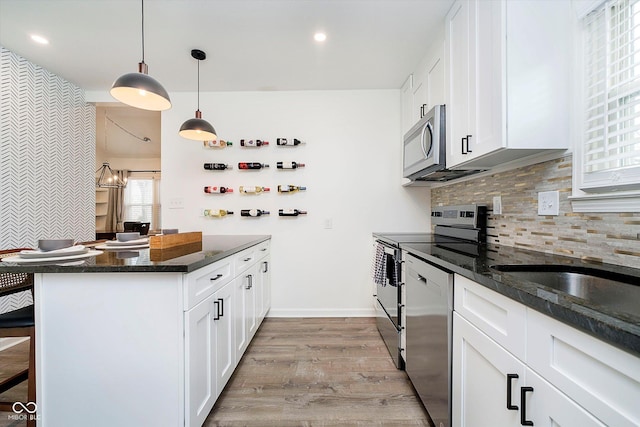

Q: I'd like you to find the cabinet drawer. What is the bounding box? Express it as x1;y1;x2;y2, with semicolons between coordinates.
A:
184;259;234;310
254;240;270;259
454;274;526;360
527;309;640;427
235;246;261;275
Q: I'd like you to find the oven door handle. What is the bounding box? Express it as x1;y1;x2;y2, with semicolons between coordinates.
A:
417;274;427;283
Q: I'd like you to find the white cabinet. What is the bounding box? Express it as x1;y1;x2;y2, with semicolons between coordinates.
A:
445;0;571;170
453;312;525;427
185;280;234;427
453;275;640;427
401;75;414;136
453;313;606;427
185;240;271;427
401;33;445;136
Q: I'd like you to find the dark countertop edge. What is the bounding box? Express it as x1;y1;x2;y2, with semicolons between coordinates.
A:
401;245;640;358
183;236;271;273
0;235;271;274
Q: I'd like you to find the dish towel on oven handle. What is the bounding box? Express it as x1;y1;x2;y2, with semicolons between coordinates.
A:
372;242;386;286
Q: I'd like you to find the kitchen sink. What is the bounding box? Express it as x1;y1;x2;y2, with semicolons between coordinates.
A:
490;265;640;317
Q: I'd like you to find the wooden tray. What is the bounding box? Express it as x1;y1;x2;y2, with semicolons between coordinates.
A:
149;232;202;249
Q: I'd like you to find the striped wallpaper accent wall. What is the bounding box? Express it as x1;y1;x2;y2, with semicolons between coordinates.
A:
0;46;95;250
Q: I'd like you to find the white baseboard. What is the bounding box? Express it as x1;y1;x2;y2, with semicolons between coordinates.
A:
267;307;376;318
0;337;29;351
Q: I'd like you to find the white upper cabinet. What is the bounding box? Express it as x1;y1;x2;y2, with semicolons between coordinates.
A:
445;0;571;170
401;27;446;136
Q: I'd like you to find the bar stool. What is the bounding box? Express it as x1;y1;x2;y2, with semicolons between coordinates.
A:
0;249;36;427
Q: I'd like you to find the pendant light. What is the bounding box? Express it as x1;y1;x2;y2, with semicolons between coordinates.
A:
110;0;171;111
96;163;127;188
179;49;217;141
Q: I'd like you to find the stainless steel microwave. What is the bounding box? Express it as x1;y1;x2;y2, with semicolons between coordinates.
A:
403;105;484;182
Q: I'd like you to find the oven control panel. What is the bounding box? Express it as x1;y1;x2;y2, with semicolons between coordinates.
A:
431;204;486;229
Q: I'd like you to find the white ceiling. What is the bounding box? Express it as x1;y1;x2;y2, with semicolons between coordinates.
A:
0;0;454;93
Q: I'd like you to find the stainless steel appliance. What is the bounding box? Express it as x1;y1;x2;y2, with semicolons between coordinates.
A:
373;233;431;369
403;105;485;182
375;205;486;427
404;204;486;427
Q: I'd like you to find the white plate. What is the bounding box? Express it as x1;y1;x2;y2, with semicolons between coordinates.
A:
104;238;149;246
1;250;103;264
95;244;149;250
19;245;88;259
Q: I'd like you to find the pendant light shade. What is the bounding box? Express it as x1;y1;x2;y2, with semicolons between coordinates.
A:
110;0;171;111
179;49;217;141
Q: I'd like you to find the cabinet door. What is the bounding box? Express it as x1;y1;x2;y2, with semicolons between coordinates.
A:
245;264;258;340
426;42;445;108
213;282;235;397
445;0;473;168
524;368;606;427
401;74;414;136
185;297;216;427
259;256;271;321
453;312;524;427
233;276;247;360
412;64;428;126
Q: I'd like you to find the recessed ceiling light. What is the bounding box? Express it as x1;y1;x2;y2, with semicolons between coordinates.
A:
314;32;327;42
30;34;49;45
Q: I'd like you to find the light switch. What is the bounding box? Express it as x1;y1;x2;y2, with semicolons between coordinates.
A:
493;196;502;215
169;197;184;209
538;191;559;216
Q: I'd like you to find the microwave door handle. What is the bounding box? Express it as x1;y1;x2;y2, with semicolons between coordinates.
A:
420;122;432;159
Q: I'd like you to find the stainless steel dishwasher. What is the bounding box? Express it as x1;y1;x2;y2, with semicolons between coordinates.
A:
404;251;453;427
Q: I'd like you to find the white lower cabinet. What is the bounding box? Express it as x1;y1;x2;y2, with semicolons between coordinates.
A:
185;241;271;427
185;281;235;427
453;313;605;427
453;275;639;427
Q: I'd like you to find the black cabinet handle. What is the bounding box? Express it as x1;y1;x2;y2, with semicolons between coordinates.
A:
213;300;220;321
506;374;519;410
520;386;534;426
217;298;224;318
262;261;268;273
461;136;468;154
243;257;252;262
246;274;253;290
466;134;473;153
210;273;223;281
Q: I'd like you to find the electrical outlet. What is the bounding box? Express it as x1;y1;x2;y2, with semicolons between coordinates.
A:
538;191;559;216
323;218;333;229
493;195;502;215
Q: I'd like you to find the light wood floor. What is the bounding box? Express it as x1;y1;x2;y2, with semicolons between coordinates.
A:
205;317;431;427
0;339;30;427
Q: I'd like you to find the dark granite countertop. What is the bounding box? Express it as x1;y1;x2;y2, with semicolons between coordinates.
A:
397;239;640;357
0;235;271;274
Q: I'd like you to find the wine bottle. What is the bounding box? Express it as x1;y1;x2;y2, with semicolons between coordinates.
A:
279;209;307;216
276;138;304;146
204;209;234;217
238;162;270;170
204;186;233;194
277;185;306;193
277;161;305;169
204;163;232;171
240;139;269;147
203;139;233;148
239;186;271;194
240;209;270;217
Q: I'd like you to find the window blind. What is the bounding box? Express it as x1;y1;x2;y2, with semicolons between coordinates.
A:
582;0;640;190
124;178;161;229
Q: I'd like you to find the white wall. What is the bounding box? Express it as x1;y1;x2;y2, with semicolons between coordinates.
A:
161;90;430;317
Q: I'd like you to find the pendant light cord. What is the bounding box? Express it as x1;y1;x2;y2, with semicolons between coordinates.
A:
197;59;200;110
141;0;145;63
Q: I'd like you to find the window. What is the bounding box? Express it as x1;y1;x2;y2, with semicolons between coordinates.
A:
573;0;640;211
124;177;161;230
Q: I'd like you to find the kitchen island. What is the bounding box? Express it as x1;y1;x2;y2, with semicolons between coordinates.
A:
0;234;271;427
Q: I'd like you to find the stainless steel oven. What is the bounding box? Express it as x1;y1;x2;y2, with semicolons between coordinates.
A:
373;240;403;369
